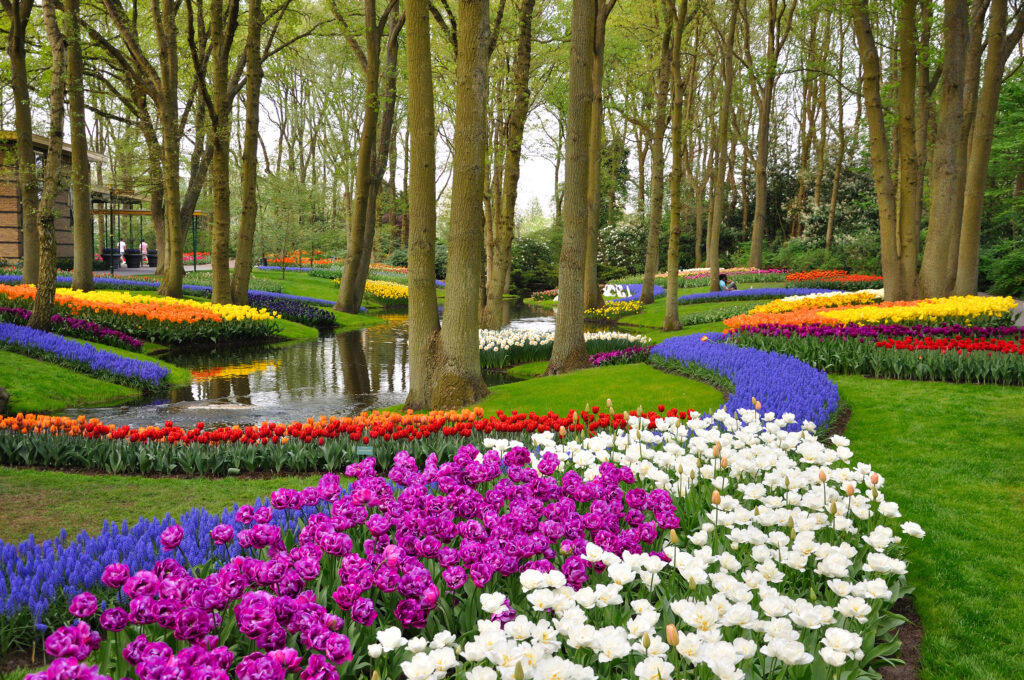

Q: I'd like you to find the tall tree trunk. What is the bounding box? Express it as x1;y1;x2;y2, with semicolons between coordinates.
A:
403;0;441;410
429;0;490;405
66;0;92;291
582;1;616;311
663;0;684;330
482;0;537;330
893;0;920;298
231;0;263;304
956;0;1009;295
640;7;672;305
826;45;846;251
706;0;739;292
548;0;595;375
4;0;39;283
156;0;184;298
335;0;383;313
919;0;968;297
30;0;67;329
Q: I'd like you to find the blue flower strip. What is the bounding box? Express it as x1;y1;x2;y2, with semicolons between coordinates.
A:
651;332;839;429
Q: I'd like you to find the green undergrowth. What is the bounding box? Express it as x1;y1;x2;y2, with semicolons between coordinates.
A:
0;351;139;414
837;376;1024;680
475;363;722;416
0;467;326;543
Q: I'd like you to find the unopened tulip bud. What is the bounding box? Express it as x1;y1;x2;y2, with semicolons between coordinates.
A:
845;483;855;497
711;490;721;506
829;500;837;515
712;442;722;458
755;400;761;411
786;516;794;530
808;588;817;603
870;472;880;486
642;632;651;650
688;576;697;591
669;529;680;544
607;398;613;411
371;672;381;680
665;624;679;647
819;469;827;483
752;396;757;405
515;661;525;680
720;456;728;469
559;425;567;438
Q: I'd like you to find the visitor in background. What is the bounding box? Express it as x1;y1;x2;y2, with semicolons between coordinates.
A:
118;238;126;266
140;239;148;265
719;273;738;291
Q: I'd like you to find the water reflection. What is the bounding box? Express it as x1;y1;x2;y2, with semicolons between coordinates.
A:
65;301;555;427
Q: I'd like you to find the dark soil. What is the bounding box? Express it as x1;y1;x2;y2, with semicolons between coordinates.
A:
880;596;923;680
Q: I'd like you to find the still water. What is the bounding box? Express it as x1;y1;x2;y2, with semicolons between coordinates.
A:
69;302;556;427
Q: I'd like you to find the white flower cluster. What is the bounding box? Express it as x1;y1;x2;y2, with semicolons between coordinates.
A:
478;329;651;352
777;289;885;304
602;284;632;299
369;409;923;680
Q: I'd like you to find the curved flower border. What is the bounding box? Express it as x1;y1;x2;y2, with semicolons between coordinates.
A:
651;332;840;429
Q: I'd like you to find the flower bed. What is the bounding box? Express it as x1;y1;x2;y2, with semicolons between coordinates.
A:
20;409;922;680
181;252;211;265
747;290;883;315
786;270;884;291
0;307;144;351
729;323;1024;385
479;329;651;369
603;283;668;302
651;332;840;428
247;292;336;329
530;288;558;301
0;284;281;345
0;407;684;476
655;267;789;287
584;300;643;322
677;287;837;306
589;345;650;367
360;280;409;309
0;322;168;390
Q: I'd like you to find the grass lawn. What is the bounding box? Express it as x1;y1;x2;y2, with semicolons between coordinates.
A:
0;351;139;413
251;270;341;300
837;376;1024;680
476;363;722;415
0;467;325;543
618;297;758;329
506;360;549;379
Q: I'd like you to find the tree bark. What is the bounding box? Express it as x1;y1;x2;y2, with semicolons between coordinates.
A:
663;0;685;330
3;0;39;283
428;0;490;406
640;5;673;305
583;2;616;311
230;0;264;304
403;0;441;410
482;0;537;330
548;0;595;375
956;0;1009;295
30;0;67;330
66;0;92;291
154;0;185;298
919;0;968;297
706;0;739;293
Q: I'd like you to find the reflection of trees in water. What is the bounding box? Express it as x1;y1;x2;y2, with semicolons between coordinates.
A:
337;330;375;412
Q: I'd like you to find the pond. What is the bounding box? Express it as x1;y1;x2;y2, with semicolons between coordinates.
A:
69;302;559;427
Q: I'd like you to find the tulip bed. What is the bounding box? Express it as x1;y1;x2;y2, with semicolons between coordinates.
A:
0;407;689;477
360;280;409;309
654;267;790;288
785;270;884;292
478;329;652;369
589;345;650;367
15;408;924;680
0;285;281;345
729;323;1024;385
676;287;837;307
0;307;145;351
583;300;643;322
0;322;169;390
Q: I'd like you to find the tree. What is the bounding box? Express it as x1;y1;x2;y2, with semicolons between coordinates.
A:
403;0;440;410
1;0;39;284
548;0;595;375
29;0;67;329
428;0;491;406
67;0;93;292
663;0;686;330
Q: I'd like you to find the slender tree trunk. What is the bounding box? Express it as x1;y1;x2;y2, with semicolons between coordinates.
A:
663;1;684;330
30;0;67;329
956;0;1008;295
919;0;968;297
482;0;536;329
403;0;441;410
893;0;920;299
5;0;39;284
583;2;616;311
429;0;490;405
231;0;263;305
640;8;672;305
66;0;92;291
336;1;383;313
706;0;739;292
548;0;595;375
157;0;184;298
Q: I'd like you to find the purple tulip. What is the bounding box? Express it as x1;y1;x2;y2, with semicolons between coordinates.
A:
210;524;234;545
160;525;184;551
68;593;98;619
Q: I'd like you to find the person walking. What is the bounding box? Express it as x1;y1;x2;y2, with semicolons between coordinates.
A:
118;238;126;266
140;239;149;265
